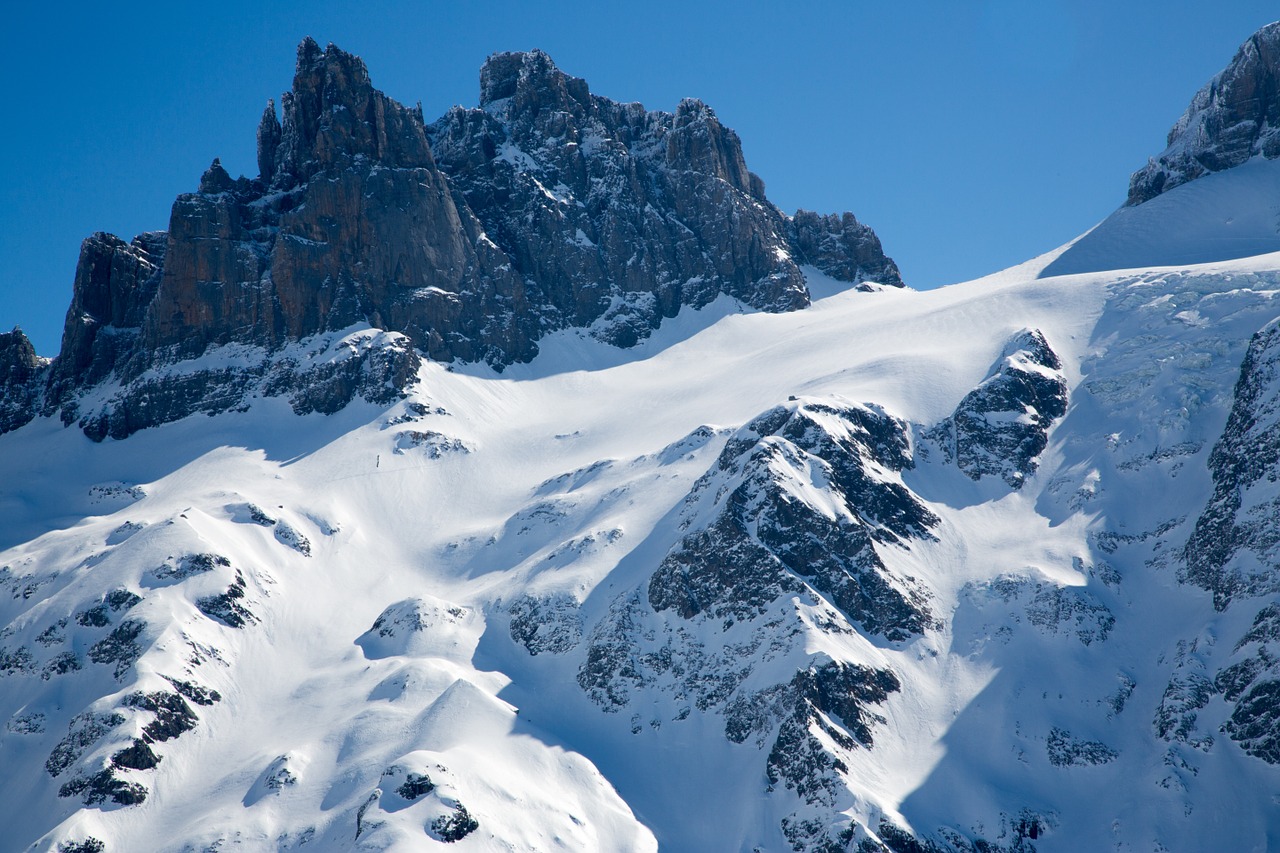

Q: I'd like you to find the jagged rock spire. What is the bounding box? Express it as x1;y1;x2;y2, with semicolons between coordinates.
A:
256;99;281;181
1;40;902;441
270;38;434;189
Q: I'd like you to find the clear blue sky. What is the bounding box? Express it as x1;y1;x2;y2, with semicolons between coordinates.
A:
4;0;1278;355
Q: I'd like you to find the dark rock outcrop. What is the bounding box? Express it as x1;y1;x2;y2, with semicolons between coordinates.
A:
123;690;200;743
648;399;936;641
196;570;254;628
725;660;901;806
1044;726;1117;766
1211;603;1280;762
1;40;899;441
58;768;148;806
431;803;480;843
57;839;105;853
1184;321;1280;609
0;327;44;433
46;231;165;407
927;329;1068;488
1129;22;1280;205
45;712;125;778
790;210;903;287
395;772;435;801
87;619;146;679
508;592;582;655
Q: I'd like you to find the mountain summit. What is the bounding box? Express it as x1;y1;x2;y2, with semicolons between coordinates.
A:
1128;21;1280;205
0;40;899;443
1043;21;1280;278
10;24;1280;853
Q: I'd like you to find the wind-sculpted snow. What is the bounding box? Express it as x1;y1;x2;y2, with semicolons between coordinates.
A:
0;508;274;813
0;451;657;851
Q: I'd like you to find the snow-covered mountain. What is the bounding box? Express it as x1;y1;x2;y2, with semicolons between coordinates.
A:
5;24;1280;853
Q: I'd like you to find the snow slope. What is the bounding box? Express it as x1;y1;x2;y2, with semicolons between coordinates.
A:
6;230;1280;850
1043;156;1280;277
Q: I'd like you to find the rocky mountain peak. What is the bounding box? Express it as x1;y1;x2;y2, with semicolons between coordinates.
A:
1128;20;1280;205
0;327;43;434
479;49;591;115
256;98;282;180
197;158;235;195
47;231;165;405
667;97;760;198
268;38;434;188
0;40;901;442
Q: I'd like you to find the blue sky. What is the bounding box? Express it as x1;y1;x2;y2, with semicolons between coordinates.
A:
3;0;1278;355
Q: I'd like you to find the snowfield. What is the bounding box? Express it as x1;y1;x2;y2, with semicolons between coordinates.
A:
7;169;1280;851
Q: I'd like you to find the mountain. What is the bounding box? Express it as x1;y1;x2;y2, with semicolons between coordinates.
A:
5;25;1280;853
0;38;898;444
1128;21;1280;206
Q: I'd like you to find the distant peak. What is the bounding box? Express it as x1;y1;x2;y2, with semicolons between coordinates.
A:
479;49;590;111
296;35;323;65
291;38;372;90
674;98;719;126
266;38;430;186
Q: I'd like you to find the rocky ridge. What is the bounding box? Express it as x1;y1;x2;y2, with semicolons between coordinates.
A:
571;398;938;851
925;329;1068;489
14;19;1280;853
0;40;900;442
1128;21;1280;204
1184;320;1280;609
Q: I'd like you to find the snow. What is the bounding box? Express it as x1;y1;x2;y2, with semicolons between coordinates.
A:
10;160;1280;851
1043;156;1280;277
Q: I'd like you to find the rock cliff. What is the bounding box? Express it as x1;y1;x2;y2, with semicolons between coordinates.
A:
1;40;901;441
925;329;1068;488
0;328;43;434
1128;22;1280;205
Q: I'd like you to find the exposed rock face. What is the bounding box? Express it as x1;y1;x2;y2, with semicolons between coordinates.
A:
144;39;530;366
927;329;1068;488
429;50;898;346
647;399;936;640
1216;603;1280;762
0;41;900;441
0;328;43;434
74;329;421;443
1184;320;1280;609
44;232;164;406
789;210;902;287
1128;22;1280;205
734;660;901;802
575;397;931;850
